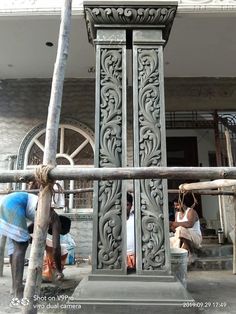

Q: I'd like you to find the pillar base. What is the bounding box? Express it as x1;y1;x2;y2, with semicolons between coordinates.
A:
67;274;194;314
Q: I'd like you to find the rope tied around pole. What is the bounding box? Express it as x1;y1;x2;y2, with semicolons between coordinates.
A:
178;187;198;210
35;165;55;199
35;165;54;188
34;165;64;204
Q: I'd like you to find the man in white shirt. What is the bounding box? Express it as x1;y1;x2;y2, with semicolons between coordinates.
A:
169;195;202;264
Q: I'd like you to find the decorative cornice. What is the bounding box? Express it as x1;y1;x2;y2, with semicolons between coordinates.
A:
84;4;178;45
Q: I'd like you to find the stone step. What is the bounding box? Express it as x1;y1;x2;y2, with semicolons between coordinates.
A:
202;235;218;244
191;256;233;271
196;244;233;258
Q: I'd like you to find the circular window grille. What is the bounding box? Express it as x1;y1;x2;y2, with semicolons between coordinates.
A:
18;121;94;210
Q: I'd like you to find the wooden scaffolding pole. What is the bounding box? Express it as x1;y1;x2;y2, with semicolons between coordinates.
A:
1;187;236;197
0;235;6;277
22;1;72;313
213;110;225;232
233;192;236;275
1;166;236;183
179;179;236;191
224;129;236;275
0;155;16;276
225;130;234;167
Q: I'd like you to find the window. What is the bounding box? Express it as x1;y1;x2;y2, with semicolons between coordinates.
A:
18;121;94;211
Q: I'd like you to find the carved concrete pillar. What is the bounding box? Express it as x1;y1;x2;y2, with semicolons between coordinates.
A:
92;29;127;274
85;2;177;277
133;30;170;275
73;2;193;311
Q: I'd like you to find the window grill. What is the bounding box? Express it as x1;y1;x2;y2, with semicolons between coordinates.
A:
25;123;94;210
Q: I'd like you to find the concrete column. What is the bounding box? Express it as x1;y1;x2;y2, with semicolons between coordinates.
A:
133;29;170;275
70;2;193;312
92;29;127;274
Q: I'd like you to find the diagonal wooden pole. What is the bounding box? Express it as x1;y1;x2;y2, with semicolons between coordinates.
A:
0;235;6;276
22;1;72;313
179;179;236;191
233;191;236;275
225;129;236;274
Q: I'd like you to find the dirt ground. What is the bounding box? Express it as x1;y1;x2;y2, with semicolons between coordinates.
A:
0;262;90;314
0;263;236;314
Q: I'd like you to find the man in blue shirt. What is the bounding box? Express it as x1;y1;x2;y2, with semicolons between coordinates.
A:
0;191;71;299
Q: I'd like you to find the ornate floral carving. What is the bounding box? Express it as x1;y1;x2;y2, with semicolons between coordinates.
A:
97;180;122;269
141;179;165;270
97;48;123;269
84;5;177;44
138;49;161;168
137;48;165;270
99;49;122;167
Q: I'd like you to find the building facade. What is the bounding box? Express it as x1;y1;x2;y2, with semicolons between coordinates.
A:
1;0;236;257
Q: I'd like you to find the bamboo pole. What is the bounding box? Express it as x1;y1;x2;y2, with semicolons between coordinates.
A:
233;191;236;275
0;235;6;276
179;179;236;191
213;111;222;166
0;187;94;195
225;129;236;274
0;156;16;276
1;188;235;196
1;166;236;183
213;111;225;232
225;130;234;167
22;1;72;313
221;130;234;236
169;189;236;196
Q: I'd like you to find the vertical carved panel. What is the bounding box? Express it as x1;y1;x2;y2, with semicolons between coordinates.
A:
97;48;123;270
137;48;165;270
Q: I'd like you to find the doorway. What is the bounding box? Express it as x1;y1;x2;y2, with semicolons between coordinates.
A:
167;137;202;218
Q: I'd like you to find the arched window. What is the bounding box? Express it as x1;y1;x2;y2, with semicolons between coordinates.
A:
17;120;94;211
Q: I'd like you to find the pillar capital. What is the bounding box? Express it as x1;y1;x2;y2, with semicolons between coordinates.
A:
84;1;178;45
